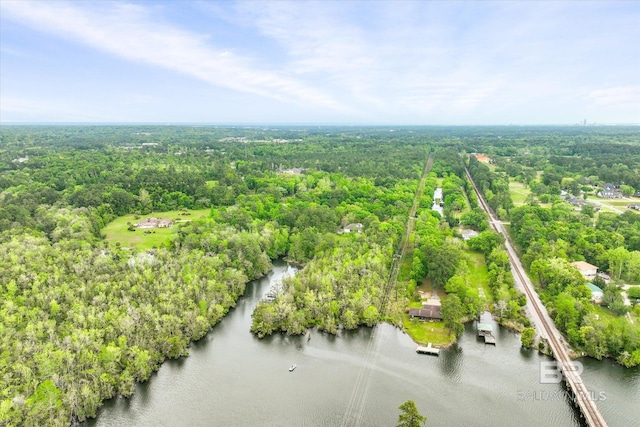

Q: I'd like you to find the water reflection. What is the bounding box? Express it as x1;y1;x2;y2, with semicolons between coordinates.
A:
86;262;638;427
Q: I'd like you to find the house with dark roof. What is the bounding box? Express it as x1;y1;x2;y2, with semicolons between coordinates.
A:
408;303;442;321
566;196;587;207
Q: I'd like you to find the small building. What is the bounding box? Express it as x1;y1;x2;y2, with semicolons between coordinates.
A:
477;311;496;344
472;153;491;163
432;187;444;216
136;217;174;229
433;187;443;205
587;282;604;303
477;311;493;337
342;223;363;233
408;304;442;321
461;229;479;241
571;261;598;280
565;196;588;208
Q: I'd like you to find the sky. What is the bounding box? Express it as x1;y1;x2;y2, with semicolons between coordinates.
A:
1;0;639;125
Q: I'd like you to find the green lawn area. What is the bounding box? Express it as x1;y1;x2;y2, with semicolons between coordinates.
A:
591;304;640;332
464;250;492;306
598;199;639;208
102;208;210;250
402;314;453;346
509;181;530;206
585;196;625;213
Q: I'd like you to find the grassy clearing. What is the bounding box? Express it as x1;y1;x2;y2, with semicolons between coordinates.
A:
102;208;210;250
509;181;530;206
402;314;453;346
606;201;637;207
585;196;624;213
464;250;492;305
592;304;640;331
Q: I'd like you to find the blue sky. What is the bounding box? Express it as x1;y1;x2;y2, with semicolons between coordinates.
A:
1;1;638;124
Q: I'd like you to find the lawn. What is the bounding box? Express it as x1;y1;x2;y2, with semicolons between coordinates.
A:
591;304;640;332
402;315;453;346
585;196;626;213
102;208;211;250
509;181;530;206
464;249;492;306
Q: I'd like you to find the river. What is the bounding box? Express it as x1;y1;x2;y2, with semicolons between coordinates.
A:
87;261;640;427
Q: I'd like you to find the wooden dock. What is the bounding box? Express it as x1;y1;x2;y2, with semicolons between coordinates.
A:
416;343;440;356
477;311;496;345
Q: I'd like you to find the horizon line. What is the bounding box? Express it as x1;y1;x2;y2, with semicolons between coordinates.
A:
2;122;639;127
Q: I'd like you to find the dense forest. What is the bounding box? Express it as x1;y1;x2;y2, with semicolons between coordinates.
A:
1;125;639;425
0;125;430;425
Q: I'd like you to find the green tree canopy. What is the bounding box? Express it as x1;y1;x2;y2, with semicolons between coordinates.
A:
396;400;427;427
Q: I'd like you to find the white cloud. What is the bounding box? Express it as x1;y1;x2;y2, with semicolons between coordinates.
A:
2;1;638;123
1;1;347;112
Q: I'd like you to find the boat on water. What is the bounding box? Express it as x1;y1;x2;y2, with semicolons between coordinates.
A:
288;364;296;372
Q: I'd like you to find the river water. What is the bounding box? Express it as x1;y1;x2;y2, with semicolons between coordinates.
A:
87;261;640;427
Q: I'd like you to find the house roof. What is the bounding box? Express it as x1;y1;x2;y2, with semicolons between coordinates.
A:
571;261;598;271
478;323;493;332
587;282;603;294
344;223;363;231
408;304;442;320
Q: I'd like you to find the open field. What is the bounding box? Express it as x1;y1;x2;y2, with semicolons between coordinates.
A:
509;181;530;206
585;195;640;212
103;208;211;250
464;250;492;305
592;303;640;329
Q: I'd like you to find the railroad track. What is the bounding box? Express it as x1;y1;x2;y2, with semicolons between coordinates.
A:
465;167;608;427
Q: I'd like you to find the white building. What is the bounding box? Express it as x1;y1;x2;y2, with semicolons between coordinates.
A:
571;261;598;280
